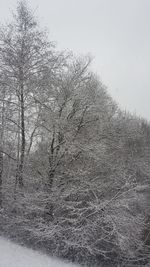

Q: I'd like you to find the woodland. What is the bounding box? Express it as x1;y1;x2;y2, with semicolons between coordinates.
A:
0;2;149;266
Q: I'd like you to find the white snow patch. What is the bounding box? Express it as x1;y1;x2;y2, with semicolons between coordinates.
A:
0;237;78;267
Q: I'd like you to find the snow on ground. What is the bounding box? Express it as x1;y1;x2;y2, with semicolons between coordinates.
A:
0;237;78;267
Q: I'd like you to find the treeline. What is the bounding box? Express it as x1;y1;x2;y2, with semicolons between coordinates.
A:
0;2;149;266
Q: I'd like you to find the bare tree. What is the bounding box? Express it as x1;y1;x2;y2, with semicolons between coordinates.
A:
34;56;117;188
0;1;65;187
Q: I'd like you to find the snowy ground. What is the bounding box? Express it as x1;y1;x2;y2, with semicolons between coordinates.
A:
0;237;78;267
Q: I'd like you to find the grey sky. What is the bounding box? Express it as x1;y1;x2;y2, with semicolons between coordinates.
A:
1;0;150;120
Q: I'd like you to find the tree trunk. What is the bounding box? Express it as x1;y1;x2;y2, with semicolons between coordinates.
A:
16;85;25;188
0;93;5;207
0;149;3;207
48;169;55;188
47;130;55;188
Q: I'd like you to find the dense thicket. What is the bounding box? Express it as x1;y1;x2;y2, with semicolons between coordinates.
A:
0;2;149;266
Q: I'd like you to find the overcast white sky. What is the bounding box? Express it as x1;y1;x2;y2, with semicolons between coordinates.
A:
1;0;150;120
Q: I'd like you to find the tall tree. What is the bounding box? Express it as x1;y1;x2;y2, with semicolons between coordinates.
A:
34;57;117;188
0;1;64;187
